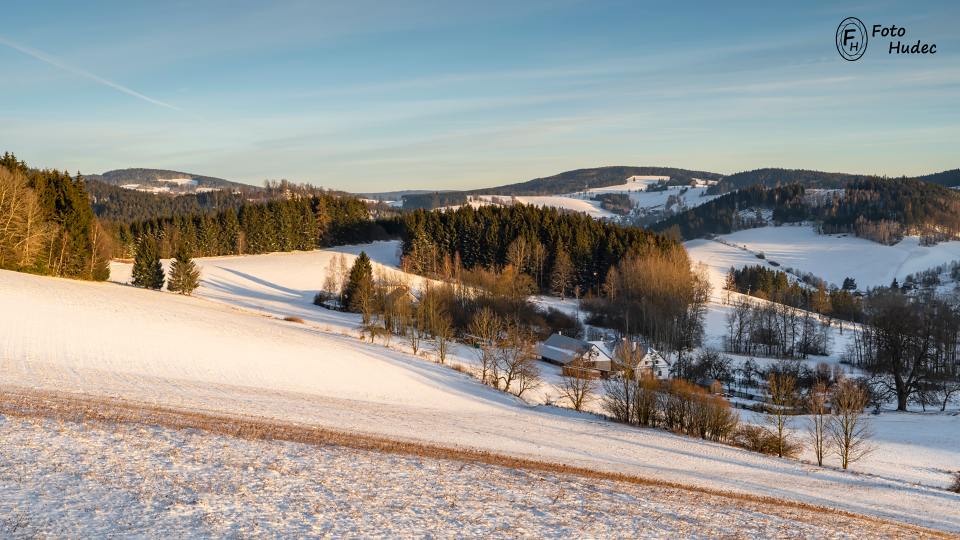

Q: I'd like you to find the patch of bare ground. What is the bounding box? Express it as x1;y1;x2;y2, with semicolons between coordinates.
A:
0;386;950;538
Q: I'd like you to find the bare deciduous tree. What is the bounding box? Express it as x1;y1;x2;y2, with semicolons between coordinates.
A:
766;372;799;458
559;357;596;411
807;381;830;466
494;324;540;397
830;378;872;470
432;311;453;364
0;167;55;270
469;307;502;385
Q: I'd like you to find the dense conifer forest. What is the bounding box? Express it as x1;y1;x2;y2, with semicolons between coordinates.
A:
118;194;392;259
88;181;250;223
399;204;682;296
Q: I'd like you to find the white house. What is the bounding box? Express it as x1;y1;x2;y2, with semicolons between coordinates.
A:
538;334;613;374
611;339;671;380
538;334;671;379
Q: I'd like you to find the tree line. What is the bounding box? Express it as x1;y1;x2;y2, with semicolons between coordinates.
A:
116;194;392;259
725;265;864;322
0;153;109;280
658;177;960;246
651;184;807;240
399;203;680;297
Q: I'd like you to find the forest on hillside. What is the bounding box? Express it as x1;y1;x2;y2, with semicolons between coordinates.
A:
117;194;392;259
0;153;109;280
399;204;681;296
654;178;960;245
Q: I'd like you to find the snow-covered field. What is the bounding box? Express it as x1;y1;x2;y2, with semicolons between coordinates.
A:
2;243;959;532
0;413;930;538
687;225;960;291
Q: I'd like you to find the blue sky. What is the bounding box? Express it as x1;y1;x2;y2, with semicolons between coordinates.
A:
1;1;957;191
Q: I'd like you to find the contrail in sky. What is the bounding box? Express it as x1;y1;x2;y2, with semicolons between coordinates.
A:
0;35;181;111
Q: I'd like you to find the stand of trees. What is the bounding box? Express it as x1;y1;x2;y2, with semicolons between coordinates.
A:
118;194;391;259
88;180;248;223
651;184;807;240
583;249;710;372
661;177;960;246
725;265;864;323
400;204;679;297
817;178;960;243
847;289;960;411
0;153;109;280
724;298;830;359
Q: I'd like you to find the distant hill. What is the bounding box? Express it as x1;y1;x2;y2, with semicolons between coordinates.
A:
712;167;960;193
917;169;960;188
401;166;723;209
653;177;960;244
713;168;879;192
86;168;255;194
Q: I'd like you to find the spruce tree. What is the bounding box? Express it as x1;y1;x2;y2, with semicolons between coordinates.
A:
131;237;165;290
168;247;201;295
342;251;373;313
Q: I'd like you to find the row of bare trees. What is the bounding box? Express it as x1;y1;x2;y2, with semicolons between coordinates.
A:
469;307;541;397
320;253;544;396
725;298;830;359
758;373;872;469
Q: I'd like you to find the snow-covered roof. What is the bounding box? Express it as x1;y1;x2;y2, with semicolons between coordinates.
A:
542;334;590;353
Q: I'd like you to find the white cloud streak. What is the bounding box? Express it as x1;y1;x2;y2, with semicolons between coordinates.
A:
0;35;180;111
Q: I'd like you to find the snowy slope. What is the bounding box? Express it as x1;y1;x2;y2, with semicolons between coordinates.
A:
688;225;960;290
475;195;615;219
463;176;719;220
0;413;927;538
2;246;960;531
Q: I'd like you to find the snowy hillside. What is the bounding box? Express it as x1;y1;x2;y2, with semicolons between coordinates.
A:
686;225;960;291
86;168;249;194
468;176;719;221
0;412;931;538
2;245;959;532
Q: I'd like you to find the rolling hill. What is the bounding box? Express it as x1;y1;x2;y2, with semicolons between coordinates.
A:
400;166;723;209
86;168;254;194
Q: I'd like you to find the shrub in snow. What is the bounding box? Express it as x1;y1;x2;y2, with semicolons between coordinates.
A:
949;471;960;494
732;425;801;458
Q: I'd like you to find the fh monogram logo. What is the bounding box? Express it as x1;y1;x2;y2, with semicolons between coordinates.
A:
836;17;868;61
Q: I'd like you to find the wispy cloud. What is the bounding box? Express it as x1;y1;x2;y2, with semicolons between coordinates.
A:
0;35;180;111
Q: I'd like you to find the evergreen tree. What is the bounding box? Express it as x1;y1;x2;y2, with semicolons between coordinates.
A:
168;248;201;295
342;251;374;314
131;237;165;290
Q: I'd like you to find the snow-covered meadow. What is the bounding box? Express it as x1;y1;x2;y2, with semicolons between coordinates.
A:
0;413;932;538
1;240;959;532
687;225;960;291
